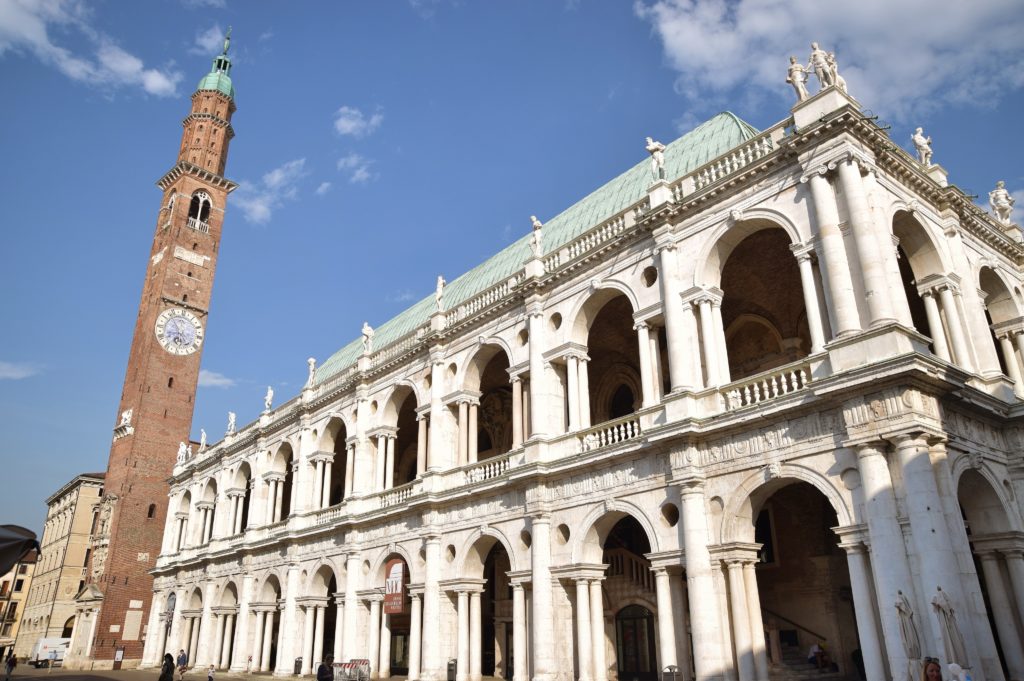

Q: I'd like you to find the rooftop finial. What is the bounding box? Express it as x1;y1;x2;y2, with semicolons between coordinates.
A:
223;26;232;55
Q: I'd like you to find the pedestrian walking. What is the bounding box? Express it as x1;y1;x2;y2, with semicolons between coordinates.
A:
5;654;16;681
176;649;188;680
158;654;174;681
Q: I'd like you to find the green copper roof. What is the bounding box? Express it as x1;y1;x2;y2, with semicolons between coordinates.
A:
316;112;760;384
197;30;234;99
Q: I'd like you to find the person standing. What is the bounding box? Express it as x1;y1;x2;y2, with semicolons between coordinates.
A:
176;649;189;680
316;655;333;681
4;654;16;681
158;654;175;681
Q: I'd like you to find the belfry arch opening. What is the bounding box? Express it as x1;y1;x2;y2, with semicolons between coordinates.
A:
718;226;811;381
188;191;212;223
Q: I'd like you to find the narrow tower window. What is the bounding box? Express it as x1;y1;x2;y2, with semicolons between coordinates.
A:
168;377;174;388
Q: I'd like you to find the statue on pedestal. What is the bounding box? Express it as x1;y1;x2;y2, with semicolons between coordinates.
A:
826;52;846;92
807;42;834;90
912;127;933;166
264;386;274;411
306;357;317;387
645;137;666;181
435;275;446;312
529;216;543;258
176;442;187;464
361;322;374;353
227;411;236;436
989;180;1015;224
786;56;809;102
199;429;207;453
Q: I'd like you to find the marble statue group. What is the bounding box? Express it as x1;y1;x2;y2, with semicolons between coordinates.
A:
787;42;847;103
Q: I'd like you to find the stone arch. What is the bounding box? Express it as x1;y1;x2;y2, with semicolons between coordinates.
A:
572;501;661;564
953;463;1022;534
186;587;204;610
724;313;787;378
200;478;218;503
979;266;1021;324
177;490;192;513
592;363;643;423
257;573;283;602
696;214;803;289
457;526;521;577
218;581;238;607
371;544;418;585
270;441;294;472
720;464;853;543
318;415;352;452
462;341;515;392
307;561;340;596
380;381;420;425
568;281;641;345
891;209;949;278
462;342;516;458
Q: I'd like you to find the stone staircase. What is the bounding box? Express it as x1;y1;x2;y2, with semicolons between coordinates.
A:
769;643;844;681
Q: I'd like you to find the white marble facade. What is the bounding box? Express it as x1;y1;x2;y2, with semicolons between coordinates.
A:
142;87;1024;681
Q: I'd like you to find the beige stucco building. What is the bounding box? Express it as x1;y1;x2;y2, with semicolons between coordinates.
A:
0;551;37;659
140;80;1024;681
14;473;105;657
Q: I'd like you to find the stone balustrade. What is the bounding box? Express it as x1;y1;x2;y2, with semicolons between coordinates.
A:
465;452;515;485
693;133;775;190
577;414;642;453
446;274;523;327
723;360;811;410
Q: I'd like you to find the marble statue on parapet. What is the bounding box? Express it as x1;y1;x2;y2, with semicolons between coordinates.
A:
264;385;274;411
807;42;834;90
435;275;446;312
645;137;667;181
361;321;374;353
119;408;133;427
912;127;933;166
227;411;236;436
826;52;846;92
786;56;810;102
989;180;1015;224
529;216;543;258
199;429;207;453
176;441;187;464
306;357;317;387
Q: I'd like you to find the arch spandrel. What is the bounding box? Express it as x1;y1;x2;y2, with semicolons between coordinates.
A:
719;463;853;544
571;500;661;565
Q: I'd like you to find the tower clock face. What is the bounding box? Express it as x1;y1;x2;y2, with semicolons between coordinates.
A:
155;308;204;355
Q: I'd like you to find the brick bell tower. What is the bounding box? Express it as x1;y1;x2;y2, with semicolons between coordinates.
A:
75;33;238;668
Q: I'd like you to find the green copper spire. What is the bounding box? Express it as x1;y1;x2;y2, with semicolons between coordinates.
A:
196;26;234;99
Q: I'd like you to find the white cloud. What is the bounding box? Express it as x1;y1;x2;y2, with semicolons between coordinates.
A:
387;290;417;303
181;0;227;8
0;361;40;380
198;369;235;388
233;158;308;224
0;0;183;97
189;24;224;56
333;105;383;137
315;181;333;195
634;0;1024;121
337;152;377;184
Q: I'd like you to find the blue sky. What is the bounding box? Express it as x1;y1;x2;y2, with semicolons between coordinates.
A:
2;0;1023;534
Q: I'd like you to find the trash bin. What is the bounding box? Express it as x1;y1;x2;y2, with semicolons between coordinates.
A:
447;658;457;681
662;665;680;681
294;657;303;675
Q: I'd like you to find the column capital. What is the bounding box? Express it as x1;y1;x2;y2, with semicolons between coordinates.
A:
853;440;890;459
885;430;933;449
673;467;706;492
788;240;816;261
798;164;829;183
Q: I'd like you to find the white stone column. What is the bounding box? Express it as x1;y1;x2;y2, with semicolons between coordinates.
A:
939;286;972;370
635;322;655;407
274;477;285;522
649;329;664;402
512;583;527;681
456;590;470;681
416;416;428;475
653;568;677;670
575;579;592;681
711;301;731;384
697;298;719;387
468;403;479;464
855;443;914;678
287;460;300;518
792;247;826;353
196;583;217;666
314;605;326;670
231;576;253;671
528;308;547;438
669;574;693;681
345;444;356;496
212;614;225;669
279;564;301;675
998;334;1024;396
379;611;392;680
408;593;422;681
470;590;482;681
333;597;344;661
920;290;951;361
189;616;201;669
976;552;1024;678
299;606;315;675
367;598;381;678
837;157;895;325
264;478;277;524
741;563;768;681
578;358;592;428
656;242;696;391
422;534;442;677
804;170;860;336
566;355;581;431
511;378;524;448
680;301;703;390
1015;333;1024;387
458;400;469;465
261;611;275;672
590;579;607;681
678;474;725;681
725;562;754;681
251;611;265;673
1004;550;1024;633
839;544;886;681
428;355;445;470
322;460;333;508
374;436;385;491
224;614;236;669
530;514;556;680
342;555;360;661
385;435;396;489
313;460;324;509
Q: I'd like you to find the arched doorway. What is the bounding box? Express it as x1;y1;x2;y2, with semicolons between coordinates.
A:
61;616;75;638
376;554;411;677
616;604;658;680
957;469;1024;679
253;575;282;673
745;481;857;677
461;534;515;679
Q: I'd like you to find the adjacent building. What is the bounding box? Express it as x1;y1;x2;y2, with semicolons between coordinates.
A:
0;551;37;659
13;473;105;657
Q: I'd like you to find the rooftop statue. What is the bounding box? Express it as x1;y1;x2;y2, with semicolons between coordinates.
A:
306;357;317;387
826;52;846;93
361;322;375;353
807;42;834;90
786;56;810;102
529;216;543;257
222;26;232;55
989;180;1015;225
645;137;666;181
912;127;933;166
226;411;236;435
264;385;274;411
176;442;187;464
435;275;446;312
198;429;207;453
